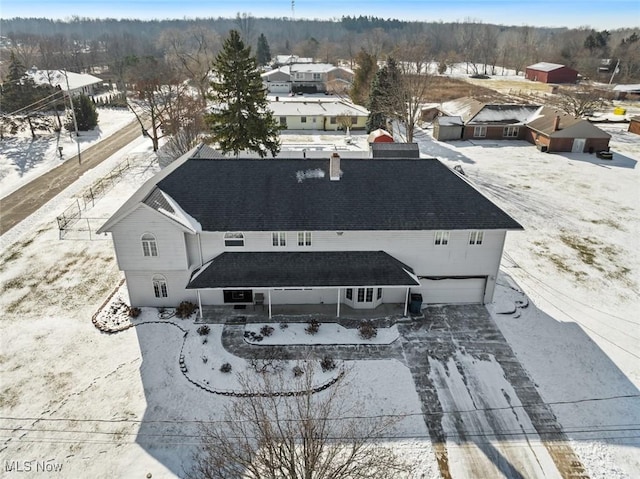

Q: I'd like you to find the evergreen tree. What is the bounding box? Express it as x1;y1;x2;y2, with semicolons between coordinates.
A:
256;33;271;67
1;52;40;113
350;49;378;105
206;30;280;158
366;57;402;133
66;94;98;131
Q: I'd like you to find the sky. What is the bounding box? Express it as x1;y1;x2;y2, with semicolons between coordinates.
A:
1;0;639;30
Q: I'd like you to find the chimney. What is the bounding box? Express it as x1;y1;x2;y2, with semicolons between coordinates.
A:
330;152;341;181
553;115;560;131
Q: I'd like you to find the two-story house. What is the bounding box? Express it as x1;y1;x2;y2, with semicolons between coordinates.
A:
98;145;522;318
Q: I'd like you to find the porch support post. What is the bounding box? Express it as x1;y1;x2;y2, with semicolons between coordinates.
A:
404;287;409;317
336;288;341;317
268;289;272;319
197;290;203;319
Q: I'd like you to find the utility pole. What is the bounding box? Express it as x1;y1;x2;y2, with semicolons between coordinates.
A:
63;70;82;165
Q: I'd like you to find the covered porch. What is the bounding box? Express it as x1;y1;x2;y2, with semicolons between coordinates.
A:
187;251;420;319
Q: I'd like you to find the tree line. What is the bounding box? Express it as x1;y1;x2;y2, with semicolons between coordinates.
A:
2;16;639;82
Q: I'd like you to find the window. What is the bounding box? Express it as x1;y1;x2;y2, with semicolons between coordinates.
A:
272;232;286;246
330;117;337;124
346;288;353;300
503;126;519;138
279;116;287;127
224;232;244;247
141;233;158;257
469;231;484;245
351;116;358;124
473;126;487;138
357;288;365;302
313;73;321;80
434;231;449;246
301;116;307;123
297;231;311;246
152;275;168;298
377;288;382;300
365;288;373;302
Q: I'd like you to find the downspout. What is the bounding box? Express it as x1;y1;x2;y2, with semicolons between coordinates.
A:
197;233;204;267
336;288;341;317
404;287;409;317
197;290;203;319
268;289;272;319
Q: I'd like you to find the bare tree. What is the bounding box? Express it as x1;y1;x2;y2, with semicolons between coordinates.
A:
187;362;411;479
550;86;610;117
159;26;221;104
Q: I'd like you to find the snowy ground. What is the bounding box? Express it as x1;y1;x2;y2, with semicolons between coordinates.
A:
0;107;135;199
1;107;639;477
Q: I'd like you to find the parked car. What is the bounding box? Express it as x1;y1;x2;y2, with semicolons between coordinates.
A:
596;150;613;160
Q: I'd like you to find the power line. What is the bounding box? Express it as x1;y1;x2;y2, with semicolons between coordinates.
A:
1;393;638;426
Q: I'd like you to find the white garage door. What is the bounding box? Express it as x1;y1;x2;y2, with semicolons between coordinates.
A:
269;82;290;93
419;277;486;304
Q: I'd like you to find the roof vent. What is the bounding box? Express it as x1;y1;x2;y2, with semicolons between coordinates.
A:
330;153;341;181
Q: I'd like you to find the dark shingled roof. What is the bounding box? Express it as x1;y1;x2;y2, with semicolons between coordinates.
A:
156;158;522;231
187;251;419;289
371;142;420;158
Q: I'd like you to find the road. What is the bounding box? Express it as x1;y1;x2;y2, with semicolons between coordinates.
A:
0;119;146;235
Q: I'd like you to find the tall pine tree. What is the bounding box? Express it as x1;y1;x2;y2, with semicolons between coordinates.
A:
206;30;280;158
366;58;402;133
256;33;271;67
66;94;98;131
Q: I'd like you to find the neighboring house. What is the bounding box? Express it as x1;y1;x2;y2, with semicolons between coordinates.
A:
420;105;445;123
98;145;523;317
289;63;354;93
367;129;394;143
272;55;313;67
628;116;640;135
525;62;578;84
525;107;611;153
612;84;640;100
261;66;292;93
28;67;102;96
433;116;464;141
443;98;541;141
269;98;368;131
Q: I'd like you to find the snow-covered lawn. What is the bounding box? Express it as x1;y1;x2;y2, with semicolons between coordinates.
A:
0;107;135;198
1;108;638;477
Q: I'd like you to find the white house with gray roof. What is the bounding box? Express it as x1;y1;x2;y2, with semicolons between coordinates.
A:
98;145;522;318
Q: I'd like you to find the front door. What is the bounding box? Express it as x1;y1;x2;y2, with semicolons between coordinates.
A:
572;138;586;152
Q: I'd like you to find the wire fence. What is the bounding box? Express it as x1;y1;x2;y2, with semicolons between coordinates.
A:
56;157;131;239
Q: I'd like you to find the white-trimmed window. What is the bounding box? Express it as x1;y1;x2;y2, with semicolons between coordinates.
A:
272;232;286;246
469;231;484;245
313;73;321;80
503;126;519;138
224;232;245;247
473;126;487;138
434;231;450;246
298;231;312;246
152;274;168;298
377;288;382;300
141;233;158;257
346;288;353;300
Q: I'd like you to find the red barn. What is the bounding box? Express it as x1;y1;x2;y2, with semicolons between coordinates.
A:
525;62;578;84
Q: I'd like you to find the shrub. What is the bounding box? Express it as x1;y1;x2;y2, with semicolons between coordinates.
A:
358;320;377;340
220;363;232;373
128;306;141;318
176;301;197;319
260;325;275;337
197;325;210;336
293;365;305;377
320;356;336;372
279;322;289;330
305;319;320;335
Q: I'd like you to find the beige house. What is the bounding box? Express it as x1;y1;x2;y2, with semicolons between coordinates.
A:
269;98;368;131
